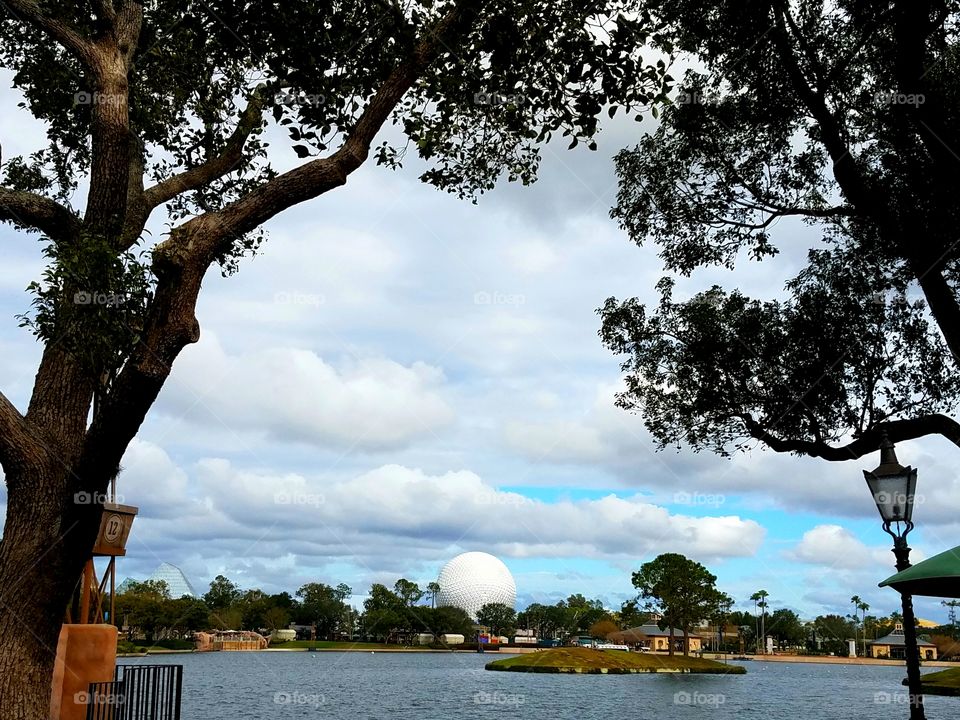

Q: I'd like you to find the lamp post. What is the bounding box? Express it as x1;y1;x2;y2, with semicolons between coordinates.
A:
863;436;924;720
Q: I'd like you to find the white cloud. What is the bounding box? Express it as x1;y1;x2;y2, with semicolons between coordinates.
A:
787;524;892;570
156;334;454;451
117;454;765;595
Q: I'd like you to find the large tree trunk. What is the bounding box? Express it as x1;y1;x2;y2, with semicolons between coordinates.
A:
683;628;690;657
0;463;104;720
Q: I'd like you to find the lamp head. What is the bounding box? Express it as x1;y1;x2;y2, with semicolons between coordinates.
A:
863;435;917;530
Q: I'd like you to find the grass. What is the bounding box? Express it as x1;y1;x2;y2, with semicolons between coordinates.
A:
919;667;960;696
270;640;419;650
117;638;195;654
486;647;747;674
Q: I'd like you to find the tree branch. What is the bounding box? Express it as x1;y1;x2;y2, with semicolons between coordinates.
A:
739;412;960;460
79;2;487;477
169;2;481;253
0;390;39;473
1;1;94;64
140;83;273;213
91;0;116;25
0;187;80;242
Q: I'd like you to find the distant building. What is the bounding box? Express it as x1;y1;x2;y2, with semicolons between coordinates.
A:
869;623;938;660
435;551;516;621
609;623;703;653
117;562;198;598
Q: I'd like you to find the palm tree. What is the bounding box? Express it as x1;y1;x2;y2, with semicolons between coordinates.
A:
426;582;441;609
749;593;760;653
750;590;769;653
850;596;863;656
857;599;870;657
943;600;960;630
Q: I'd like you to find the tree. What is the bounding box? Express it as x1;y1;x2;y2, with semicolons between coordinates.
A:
297;582;351;640
167;596;210;638
203;575;241;611
589;618;620;640
851;596;870;656
707;592;733;651
563;594;607;634
618;598;649;629
114;580;170;642
427;605;475;640
476;602;517;636
750;590;769;654
767;608;806;649
263;606;290;633
393;579;424;608
0;2;666;715
233;589;266;630
814;615;857;656
632;553;720;656
362;584;405;643
930;634;960;660
426;582;441;609
600;3;960;465
850;595;863;656
943;600;960;630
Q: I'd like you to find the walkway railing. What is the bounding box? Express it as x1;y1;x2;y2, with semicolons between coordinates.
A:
85;664;182;720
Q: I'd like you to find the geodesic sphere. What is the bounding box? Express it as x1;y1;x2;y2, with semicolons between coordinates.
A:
435;551;516;621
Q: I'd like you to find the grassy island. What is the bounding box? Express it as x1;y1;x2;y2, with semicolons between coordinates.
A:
485;647;747;674
918;668;960;696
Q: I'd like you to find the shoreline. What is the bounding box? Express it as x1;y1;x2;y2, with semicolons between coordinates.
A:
704;653;960;669
116;646;960;668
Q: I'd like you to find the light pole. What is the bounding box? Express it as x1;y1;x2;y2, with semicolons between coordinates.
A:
863;436;925;720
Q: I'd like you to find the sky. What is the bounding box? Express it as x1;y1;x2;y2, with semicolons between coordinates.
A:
1;68;959;626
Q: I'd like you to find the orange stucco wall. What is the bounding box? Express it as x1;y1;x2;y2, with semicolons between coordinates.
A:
49;624;117;720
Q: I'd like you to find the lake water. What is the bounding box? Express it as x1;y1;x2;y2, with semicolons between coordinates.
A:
120;652;954;719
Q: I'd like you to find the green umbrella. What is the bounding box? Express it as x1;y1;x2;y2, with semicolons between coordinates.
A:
879;545;960;598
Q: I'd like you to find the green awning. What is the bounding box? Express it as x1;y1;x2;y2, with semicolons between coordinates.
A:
879;545;960;598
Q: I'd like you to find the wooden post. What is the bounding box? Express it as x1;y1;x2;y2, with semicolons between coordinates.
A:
79;560;93;624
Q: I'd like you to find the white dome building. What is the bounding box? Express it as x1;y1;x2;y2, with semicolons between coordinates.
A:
435;551;516;621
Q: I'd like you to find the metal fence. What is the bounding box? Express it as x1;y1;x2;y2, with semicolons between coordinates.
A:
85;664;182;720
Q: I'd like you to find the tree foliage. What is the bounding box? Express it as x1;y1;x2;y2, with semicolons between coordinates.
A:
600;1;960;461
631;552;721;656
0;3;667;714
476;602;517;636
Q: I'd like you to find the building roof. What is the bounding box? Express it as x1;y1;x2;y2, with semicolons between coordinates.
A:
148;562;197;597
118;562;197;597
870;628;936;648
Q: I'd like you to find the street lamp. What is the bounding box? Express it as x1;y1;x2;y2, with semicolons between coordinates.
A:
863;436;925;720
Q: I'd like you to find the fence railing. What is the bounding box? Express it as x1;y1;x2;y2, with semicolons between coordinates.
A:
85;664;182;720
